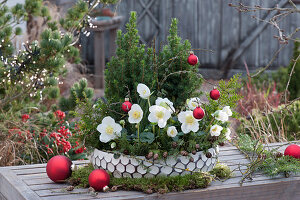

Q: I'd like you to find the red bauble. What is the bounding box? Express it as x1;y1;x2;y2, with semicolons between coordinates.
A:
187;51;198;66
210;88;220;100
121;98;132;112
284;144;300;159
46;155;72;183
193;107;205;120
88;169;110;191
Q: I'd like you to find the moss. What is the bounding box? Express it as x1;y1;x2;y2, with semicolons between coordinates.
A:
210;163;232;179
68;164;213;194
68;164;94;188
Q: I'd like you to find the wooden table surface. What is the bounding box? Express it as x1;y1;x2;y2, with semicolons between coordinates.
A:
0;142;299;200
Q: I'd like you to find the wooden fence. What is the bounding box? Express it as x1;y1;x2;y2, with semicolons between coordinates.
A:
80;0;300;78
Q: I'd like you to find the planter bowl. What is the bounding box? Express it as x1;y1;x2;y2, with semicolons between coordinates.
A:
91;148;218;178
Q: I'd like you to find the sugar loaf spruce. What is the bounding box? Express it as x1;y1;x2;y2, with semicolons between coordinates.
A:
105;11;203;116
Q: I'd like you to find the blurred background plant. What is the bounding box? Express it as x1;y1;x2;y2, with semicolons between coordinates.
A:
237;41;300;143
0;0;119;166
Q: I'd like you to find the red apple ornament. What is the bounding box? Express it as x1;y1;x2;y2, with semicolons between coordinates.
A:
89;169;110;191
193;107;205;120
121;98;132;112
210;87;220;100
46;155;72;183
187;51;198;66
284;144;300;159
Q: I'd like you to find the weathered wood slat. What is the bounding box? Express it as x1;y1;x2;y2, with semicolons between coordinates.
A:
0;169;40;200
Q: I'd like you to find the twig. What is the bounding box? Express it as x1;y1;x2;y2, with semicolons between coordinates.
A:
284;53;300;103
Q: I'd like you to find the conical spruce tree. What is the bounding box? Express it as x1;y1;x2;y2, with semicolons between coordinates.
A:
105;12;203;111
157;19;203;107
105;12;153;104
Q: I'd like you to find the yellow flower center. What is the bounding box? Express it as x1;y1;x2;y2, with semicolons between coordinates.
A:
105;125;114;135
170;130;175;135
191;102;197;107
212;127;218;132
132;111;141;119
185;115;195;125
143;89;147;94
156;111;164;119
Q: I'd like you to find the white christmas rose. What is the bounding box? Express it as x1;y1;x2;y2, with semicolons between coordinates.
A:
222;106;232;117
224;128;231;140
155;97;175;113
167;126;178;138
187;97;201;110
213;110;228;123
210;124;223;136
178;111;199;134
137;83;151;99
148;105;171;128
128;104;143;124
97;116;122;143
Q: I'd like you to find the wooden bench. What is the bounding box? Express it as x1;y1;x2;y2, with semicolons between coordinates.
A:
0;142;299;200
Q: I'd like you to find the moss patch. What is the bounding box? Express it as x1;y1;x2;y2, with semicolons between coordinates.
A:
210;163;232;179
68;164;214;194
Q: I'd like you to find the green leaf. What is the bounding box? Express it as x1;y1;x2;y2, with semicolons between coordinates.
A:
177;132;184;136
140;132;155;144
196;131;206;136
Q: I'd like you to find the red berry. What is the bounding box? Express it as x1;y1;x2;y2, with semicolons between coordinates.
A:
210;88;220;100
193;107;205;119
121;98;132;112
187;51;198;66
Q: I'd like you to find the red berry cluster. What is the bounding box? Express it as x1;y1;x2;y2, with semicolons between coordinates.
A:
21;114;30;122
57;126;71;138
55;110;66;120
72;141;87;154
50;131;72;153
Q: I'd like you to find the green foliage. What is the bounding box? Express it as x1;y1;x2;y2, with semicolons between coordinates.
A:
73;98;105;149
59;78;94;111
68;164;212;194
210;163;232;179
156;18;203;107
237;134;300;177
0;0;101;113
105;12;153;106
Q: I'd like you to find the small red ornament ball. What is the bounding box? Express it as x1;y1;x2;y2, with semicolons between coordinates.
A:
193;107;205;120
121;98;132;112
284;144;300;159
187;51;198;66
210;88;220;100
46;155;72;183
89;169;110;191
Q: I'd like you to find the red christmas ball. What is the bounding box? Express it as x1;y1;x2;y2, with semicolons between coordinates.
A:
89;169;110;191
46;155;72;183
121;98;132;112
187;51;198;66
193;107;205;120
284;144;300;159
210;88;220;100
